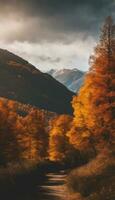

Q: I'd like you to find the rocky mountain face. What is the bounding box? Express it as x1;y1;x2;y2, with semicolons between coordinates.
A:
47;68;85;92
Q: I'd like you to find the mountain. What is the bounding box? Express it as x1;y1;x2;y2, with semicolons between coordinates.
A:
47;68;85;92
69;76;85;92
0;49;74;114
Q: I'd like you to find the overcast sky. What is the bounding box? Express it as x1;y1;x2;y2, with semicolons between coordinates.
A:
0;0;114;71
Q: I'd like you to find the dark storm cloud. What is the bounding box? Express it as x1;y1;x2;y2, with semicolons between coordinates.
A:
0;0;114;71
24;0;112;16
0;0;112;16
0;0;114;42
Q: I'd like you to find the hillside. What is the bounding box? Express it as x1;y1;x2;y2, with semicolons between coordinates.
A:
0;49;74;114
47;68;85;92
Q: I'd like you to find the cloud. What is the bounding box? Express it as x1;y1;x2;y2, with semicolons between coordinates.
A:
0;0;114;71
0;36;95;71
0;0;114;43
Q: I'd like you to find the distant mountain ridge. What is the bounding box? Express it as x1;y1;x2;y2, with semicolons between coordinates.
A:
0;49;74;114
47;68;85;92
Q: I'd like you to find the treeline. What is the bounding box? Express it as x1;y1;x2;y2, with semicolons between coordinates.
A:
47;16;114;163
0;97;80;165
0;98;79;165
0;99;50;164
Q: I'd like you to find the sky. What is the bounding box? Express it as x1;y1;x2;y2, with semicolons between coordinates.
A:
0;0;114;72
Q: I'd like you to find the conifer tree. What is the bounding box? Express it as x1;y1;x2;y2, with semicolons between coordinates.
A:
68;16;115;154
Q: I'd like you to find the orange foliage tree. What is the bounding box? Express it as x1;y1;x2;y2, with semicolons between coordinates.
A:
0;100;20;164
0;98;49;164
68;16;115;154
14;109;48;162
49;114;77;162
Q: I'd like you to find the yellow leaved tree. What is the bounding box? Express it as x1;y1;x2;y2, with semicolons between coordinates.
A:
68;16;115;155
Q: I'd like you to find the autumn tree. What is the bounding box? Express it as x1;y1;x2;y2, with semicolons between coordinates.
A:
68;16;115;155
14;109;48;162
49;114;77;162
26;109;48;161
0;100;20;164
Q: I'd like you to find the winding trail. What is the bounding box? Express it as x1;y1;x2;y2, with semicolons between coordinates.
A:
3;170;71;200
37;170;68;200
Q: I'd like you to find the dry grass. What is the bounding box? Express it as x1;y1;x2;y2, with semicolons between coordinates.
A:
67;148;115;200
